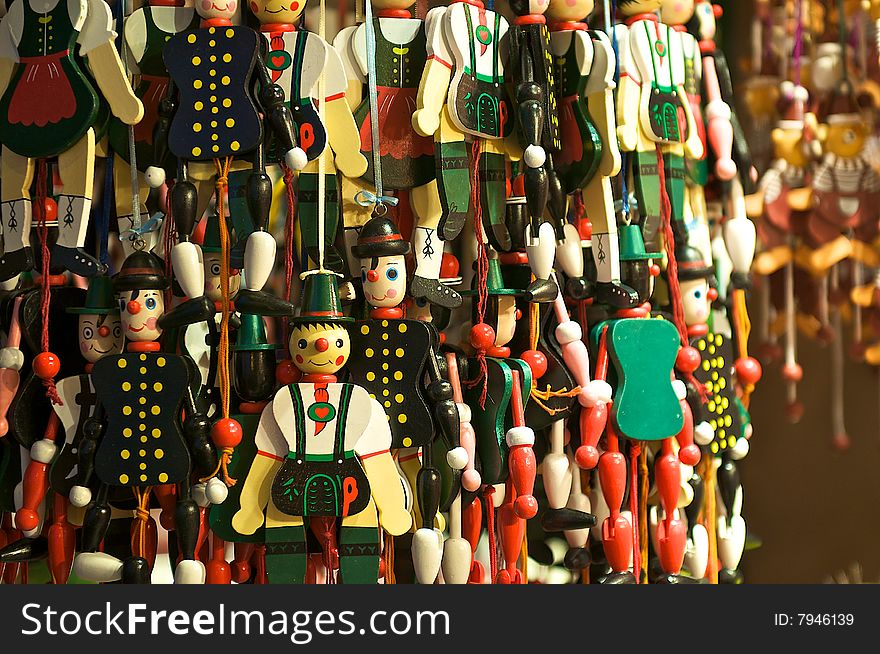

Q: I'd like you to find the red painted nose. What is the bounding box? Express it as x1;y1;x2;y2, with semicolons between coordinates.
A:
98;326;110;337
127;300;141;314
315;338;329;352
366;270;379;282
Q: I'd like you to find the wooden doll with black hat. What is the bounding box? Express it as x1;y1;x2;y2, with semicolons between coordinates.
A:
232;270;411;584
151;0;306;327
346;215;466;584
461;254;538;583
70;250;219;584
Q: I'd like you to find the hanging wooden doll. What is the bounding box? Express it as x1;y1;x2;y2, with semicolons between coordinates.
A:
232;271;411;584
336;0;462;308
70;251;219;584
0;0;143;280
346;216;466;584
546;0;639;307
614;0;703;253
249;0;367;275
155;0;306;327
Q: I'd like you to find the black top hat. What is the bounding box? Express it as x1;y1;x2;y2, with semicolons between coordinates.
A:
114;250;170;293
351;216;411;259
675;244;714;282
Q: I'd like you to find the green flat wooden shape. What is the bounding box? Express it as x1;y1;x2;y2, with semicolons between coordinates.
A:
607;318;682;441
209;412;264;543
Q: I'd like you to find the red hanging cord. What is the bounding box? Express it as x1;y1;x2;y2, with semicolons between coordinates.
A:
629;442;641;583
35;160;61;405
483;485;497;583
464;139;489;407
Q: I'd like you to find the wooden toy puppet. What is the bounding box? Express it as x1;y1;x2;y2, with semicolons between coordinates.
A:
614;0;703;254
0;0;144;280
232;271;412;584
69;251;219;584
10;276;124;583
155;0;306;328
545;0;638;307
108;0;198;256
335;0;464;308
346;216;466;584
798;80;880;275
412;0;517;290
248;0;368;276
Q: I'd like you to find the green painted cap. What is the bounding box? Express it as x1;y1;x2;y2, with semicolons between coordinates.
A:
67;275;120;315
290;271;354;325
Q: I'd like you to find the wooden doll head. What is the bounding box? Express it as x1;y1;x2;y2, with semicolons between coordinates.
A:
617;0;661;16
248;0;305;25
371;0;415;11
509;0;551;18
288;322;351;374
480;296;518;348
204;252;242;303
196;0;239;22
359;254;407;309
659;0;694;26
546;0;594;23
692;0;717;40
114;251;171;344
78;314;124;363
677;245;714;327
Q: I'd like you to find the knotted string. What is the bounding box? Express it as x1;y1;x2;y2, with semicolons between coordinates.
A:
34;160;61;405
464;139;489;407
282;164;297;344
131;486;153;559
528;302;581;414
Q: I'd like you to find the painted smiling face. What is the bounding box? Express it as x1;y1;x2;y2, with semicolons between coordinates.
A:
659;0;694;25
79;314;123;363
681;278;711;326
204;253;242;303
249;0;304;25
196;0;238;21
546;0;595;23
119;289;165;342
360;255;406;310
289;323;351;374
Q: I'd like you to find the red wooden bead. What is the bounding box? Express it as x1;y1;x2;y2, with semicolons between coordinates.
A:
15;508;39;533
440;253;460;279
514;495;538;520
33;351;60;380
675;346;701;373
781;362;803;383
211;418;243;448
276;359;301;385
678;444;701;467
42;197;57;223
735;356;763;385
785;400;804;423
574;445;599;470
469;323;495;351
832;432;851;452
520;349;547;379
756;341;782;363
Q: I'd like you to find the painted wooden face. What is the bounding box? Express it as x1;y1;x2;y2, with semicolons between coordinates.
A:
118;289;165;342
659;0;694;26
196;0;239;21
680;278;711;326
248;0;304;24
546;0;594;23
360;255;406;309
494;296;518;347
618;0;661;16
823;120;867;158
693;0;715;39
79;314;123;363
289;323;351;374
204;253;241;303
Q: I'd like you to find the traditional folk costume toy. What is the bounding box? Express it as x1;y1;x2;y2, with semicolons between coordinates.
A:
70;251;219;584
546;0;638;308
412;0;514;298
347;216;466;584
7;277;124;584
336;0;461;308
233;271;411;584
155;0;306;328
249;0;368;276
459;256;538;584
614;0;703;254
0;0;143;280
109;0;198;256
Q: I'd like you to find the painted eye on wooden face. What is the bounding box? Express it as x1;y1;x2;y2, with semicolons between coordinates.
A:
82;326;94;340
298;339;308;349
146;297;157;310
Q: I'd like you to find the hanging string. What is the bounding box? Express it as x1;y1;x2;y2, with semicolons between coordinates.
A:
608;0;630;219
118;0;143;235
700;456;718;584
363;0;390;212
283;165;297;343
35;160;62;405
383;532;396;584
628;442;641;583
202;157;236;486
162;187;177;308
131;486;153;558
638;447;649;578
483;485;498;583
656;145;704;400
732;289;755;407
314;0;328;271
463;139;489;408
792;0;804;86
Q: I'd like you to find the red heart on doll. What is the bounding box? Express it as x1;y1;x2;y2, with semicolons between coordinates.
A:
314;407;330;420
271;55;286;68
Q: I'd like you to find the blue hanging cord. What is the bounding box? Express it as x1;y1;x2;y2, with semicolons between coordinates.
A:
607;0;630;219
